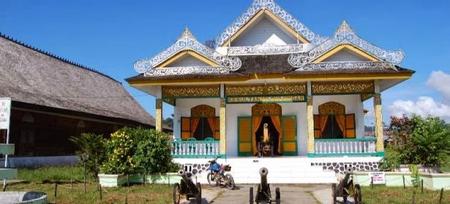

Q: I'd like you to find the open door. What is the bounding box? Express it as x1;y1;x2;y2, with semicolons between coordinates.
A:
282;116;297;156
238;117;252;156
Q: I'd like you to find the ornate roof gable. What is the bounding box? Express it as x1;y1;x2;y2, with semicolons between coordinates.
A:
288;21;405;70
216;0;324;47
134;28;242;76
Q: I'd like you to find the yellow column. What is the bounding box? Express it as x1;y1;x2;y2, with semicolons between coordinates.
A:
374;94;384;152
307;96;315;154
155;98;163;131
219;98;226;155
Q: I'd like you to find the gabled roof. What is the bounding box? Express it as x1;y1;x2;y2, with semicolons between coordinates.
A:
134;28;242;76
0;33;155;126
288;21;405;69
215;0;324;46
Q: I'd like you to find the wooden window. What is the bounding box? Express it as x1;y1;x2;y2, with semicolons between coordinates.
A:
214;117;220;140
181;117;191;140
313;115;321;138
282;116;297;155
238;117;252;156
345;114;356;138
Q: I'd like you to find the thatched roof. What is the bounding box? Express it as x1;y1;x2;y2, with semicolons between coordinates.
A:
0;34;154;126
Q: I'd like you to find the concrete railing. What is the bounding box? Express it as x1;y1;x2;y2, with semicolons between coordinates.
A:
314;138;377;156
171;137;220;158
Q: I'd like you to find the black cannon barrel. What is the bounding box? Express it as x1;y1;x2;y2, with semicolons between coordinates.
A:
259;167;269;190
178;170;197;190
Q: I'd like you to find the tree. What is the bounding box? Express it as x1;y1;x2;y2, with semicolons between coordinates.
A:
386;115;450;169
70;133;106;179
406;116;450;167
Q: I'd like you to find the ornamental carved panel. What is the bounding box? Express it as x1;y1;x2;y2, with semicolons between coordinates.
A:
312;81;374;95
191;105;216;118
318;102;346;115
227;95;305;104
252;103;282;116
162;85;220;98
225;83;306;97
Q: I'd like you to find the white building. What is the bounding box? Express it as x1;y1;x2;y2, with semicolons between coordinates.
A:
127;0;414;183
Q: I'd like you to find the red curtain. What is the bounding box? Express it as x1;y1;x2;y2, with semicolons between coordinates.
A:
336;115;346;135
207;117;216;137
320;115;329;134
252;116;263;155
190;117;200;138
270;115;282;154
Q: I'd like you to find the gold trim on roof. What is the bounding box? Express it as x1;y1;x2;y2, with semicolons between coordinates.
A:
312;81;374;95
225;83;306;96
162;85;220;98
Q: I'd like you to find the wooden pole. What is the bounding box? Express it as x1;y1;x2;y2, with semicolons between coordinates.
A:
439;188;444;204
54;183;58;203
402;175;405;189
84;161;87;193
98;184;102;200
412;190;416;204
421;179;423;193
371;177;374;189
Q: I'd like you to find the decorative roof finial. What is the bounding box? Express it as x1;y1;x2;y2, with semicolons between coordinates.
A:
336;20;354;34
179;27;196;40
253;0;275;8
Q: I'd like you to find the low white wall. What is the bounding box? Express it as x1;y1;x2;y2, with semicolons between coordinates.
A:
3;156;79;168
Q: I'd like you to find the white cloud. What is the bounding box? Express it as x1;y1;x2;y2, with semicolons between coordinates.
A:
389;70;450;121
389;96;450;121
427;71;450;102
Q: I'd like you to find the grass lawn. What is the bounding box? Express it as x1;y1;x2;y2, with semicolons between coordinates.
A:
362;186;449;204
7;166;173;204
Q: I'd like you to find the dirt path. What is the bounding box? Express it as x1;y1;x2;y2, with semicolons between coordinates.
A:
209;184;329;204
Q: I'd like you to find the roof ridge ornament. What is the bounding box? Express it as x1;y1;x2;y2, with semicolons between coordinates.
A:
288;21;405;69
336;20;353;34
179;27;195;40
216;0;325;46
134;28;242;75
253;0;275;8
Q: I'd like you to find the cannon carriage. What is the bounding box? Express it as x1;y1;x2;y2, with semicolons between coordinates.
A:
249;167;280;204
173;170;202;204
331;173;362;204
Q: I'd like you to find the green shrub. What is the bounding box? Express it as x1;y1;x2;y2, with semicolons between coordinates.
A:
409;164;420;188
379;147;401;171
100;127;174;175
70;133;106;178
407;116;450;167
388;115;450;168
101;127;139;175
134;129;173;174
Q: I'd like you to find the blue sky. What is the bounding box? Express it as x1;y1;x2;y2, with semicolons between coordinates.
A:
1;0;450;123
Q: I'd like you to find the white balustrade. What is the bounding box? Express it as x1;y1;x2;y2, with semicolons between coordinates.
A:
171;138;220;158
314;139;377;155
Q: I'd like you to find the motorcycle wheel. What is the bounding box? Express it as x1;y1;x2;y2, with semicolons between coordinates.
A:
207;172;218;187
225;174;235;190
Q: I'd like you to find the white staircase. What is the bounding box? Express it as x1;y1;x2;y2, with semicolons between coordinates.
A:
174;157;338;184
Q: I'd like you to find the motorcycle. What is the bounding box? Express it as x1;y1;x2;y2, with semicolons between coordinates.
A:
206;158;235;190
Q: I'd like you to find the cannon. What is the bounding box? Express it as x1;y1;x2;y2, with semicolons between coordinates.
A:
249;167;280;204
173;170;202;204
331;173;362;204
